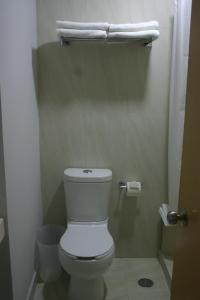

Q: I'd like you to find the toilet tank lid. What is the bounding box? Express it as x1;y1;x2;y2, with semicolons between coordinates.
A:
64;168;112;182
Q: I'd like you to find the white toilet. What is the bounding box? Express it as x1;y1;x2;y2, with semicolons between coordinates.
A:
59;168;115;300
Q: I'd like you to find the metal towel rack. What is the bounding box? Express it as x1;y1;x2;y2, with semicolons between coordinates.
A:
60;36;153;48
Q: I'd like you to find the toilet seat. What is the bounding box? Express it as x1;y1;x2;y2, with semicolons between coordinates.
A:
60;221;114;259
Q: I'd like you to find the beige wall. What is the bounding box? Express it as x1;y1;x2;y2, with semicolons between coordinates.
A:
37;0;174;257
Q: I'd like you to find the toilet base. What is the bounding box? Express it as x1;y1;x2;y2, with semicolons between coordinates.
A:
68;275;105;300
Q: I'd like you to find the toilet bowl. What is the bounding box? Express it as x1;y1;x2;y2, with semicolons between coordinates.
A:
59;168;114;300
59;221;114;300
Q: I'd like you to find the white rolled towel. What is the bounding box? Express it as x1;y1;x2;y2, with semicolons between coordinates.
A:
56;20;109;31
159;204;173;227
57;28;107;39
109;21;159;32
107;30;160;41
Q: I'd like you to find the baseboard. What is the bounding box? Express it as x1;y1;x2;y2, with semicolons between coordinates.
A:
25;272;37;300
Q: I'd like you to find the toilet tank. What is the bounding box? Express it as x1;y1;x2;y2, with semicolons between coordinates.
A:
63;168;112;222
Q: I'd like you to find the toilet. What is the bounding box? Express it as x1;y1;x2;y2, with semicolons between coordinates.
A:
59;168;115;300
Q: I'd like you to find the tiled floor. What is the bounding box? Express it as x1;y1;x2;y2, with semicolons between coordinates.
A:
33;258;170;300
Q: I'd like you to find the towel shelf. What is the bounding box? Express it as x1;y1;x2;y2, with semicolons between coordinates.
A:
60;36;153;47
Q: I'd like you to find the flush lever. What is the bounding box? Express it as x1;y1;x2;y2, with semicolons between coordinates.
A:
167;209;188;226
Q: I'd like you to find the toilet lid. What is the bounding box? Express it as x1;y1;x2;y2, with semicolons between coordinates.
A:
60;222;113;258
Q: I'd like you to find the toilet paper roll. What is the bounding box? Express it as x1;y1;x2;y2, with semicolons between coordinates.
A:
126;181;142;197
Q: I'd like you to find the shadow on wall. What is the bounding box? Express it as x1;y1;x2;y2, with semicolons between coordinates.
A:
114;195;140;257
44;183;66;226
36;41;151;237
37;41;151;106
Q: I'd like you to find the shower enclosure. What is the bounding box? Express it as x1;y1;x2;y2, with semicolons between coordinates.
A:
160;0;192;285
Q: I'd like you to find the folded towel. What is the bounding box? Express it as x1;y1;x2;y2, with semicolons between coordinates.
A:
109;21;159;32
107;30;160;41
57;28;107;39
159;204;173;227
56;20;109;31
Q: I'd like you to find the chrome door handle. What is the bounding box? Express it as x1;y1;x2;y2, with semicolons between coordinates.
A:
167;209;188;226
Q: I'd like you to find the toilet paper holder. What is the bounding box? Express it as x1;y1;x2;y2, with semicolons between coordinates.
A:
119;180;142;197
119;181;127;190
116;181;142;212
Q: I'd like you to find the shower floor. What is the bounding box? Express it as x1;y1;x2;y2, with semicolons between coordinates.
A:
32;258;170;300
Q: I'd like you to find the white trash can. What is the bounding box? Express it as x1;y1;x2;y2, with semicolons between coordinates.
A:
36;224;65;282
